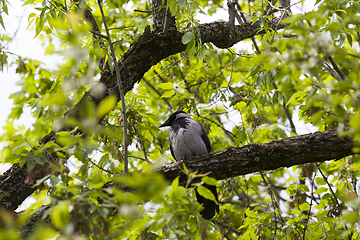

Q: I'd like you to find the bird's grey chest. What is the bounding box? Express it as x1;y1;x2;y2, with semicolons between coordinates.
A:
169;119;208;161
169;124;188;160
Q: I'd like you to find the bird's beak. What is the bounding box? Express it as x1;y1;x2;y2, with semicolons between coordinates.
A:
159;119;170;128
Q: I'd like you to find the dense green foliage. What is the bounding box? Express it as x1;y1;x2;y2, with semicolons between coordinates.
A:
1;0;360;239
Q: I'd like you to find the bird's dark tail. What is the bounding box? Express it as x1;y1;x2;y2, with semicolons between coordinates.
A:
195;184;219;220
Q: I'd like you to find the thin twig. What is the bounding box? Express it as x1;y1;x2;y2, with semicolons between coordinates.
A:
139;138;151;163
317;164;341;209
348;156;357;195
323;62;344;81
212;218;242;235
306;20;348;82
88;158;117;176
134;9;152;13
303;170;317;240
317;163;350;234
91;30;108;39
200;116;237;140
282;33;297;38
142;54;188;84
227;48;235;88
230;180;249;207
128;155;149;162
327;55;347;81
109;26;135;30
210;58;238;83
214;114;237;144
272;81;297;134
260;172;287;238
235;2;261;53
98;0;129;173
260;172;278;237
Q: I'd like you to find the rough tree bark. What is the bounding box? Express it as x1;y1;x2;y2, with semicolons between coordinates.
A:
0;0;355;232
160;129;354;185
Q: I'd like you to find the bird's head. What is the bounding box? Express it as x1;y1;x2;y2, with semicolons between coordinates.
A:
159;110;189;128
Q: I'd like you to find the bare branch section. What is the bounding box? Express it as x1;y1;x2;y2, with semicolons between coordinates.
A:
160;129;354;185
0;18;286;211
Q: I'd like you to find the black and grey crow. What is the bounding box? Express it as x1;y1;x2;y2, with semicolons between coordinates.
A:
159;110;219;220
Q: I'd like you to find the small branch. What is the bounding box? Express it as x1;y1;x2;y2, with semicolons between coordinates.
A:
128;155;149;162
307;20;347;82
234;1;246;24
152;0;167;29
212;0;224;9
235;2;260;53
323;62;343;81
98;0;129;174
212;218;242;235
109;26;135;30
260;172;282;237
134;9;152;13
303;170;316;240
326;55;348;81
272;80;297;134
227;48;235;88
317;164;342;210
143;54;188;84
163;8;171;34
283;97;297;134
282;33;297;38
200;115;237;142
227;0;237;29
230;180;249;207
278;0;292;11
91;30;108;39
88;158;117;176
349;156;357;195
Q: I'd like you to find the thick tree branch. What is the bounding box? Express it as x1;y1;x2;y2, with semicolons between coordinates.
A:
160;129;353;185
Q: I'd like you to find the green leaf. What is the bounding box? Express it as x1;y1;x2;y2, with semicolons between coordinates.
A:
158;82;173;90
34;174;51;187
172;176;179;189
182;31;195;45
22;0;36;6
259;17;268;30
197;185;217;203
299;203;310;211
0;14;5;30
107;54;114;73
51;202;70;229
50;175;60;186
235;101;247;109
160;89;175;98
314;187;328;195
97;95;117;119
346;32;353;47
185;38;195;52
339;33;346;47
315;177;327;186
202;176;218;186
349;113;360;130
178;0;186;11
2;1;8;15
245;208;258;218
